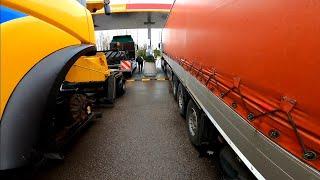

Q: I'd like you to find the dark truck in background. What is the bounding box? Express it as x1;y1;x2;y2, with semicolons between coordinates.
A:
109;35;137;76
110;35;135;59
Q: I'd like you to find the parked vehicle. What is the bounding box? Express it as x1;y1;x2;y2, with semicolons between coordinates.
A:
105;50;136;76
161;0;320;179
110;35;137;76
0;0;124;170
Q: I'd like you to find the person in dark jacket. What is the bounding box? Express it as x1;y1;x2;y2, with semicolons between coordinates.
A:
136;56;144;72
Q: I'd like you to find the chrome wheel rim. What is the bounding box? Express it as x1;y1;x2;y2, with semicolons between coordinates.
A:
178;90;183;109
188;108;198;136
122;80;126;91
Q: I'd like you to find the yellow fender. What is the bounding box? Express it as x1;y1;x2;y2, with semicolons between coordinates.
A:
0;0;96;170
0;45;96;170
65;52;111;83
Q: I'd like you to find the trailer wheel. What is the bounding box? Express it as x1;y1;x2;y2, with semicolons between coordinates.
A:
172;75;179;100
219;146;254;180
186;100;202;146
177;83;189;117
116;77;126;97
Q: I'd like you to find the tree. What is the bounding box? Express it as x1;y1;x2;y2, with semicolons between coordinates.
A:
137;48;147;60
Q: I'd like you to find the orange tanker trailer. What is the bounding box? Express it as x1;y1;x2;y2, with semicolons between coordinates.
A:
161;0;320;179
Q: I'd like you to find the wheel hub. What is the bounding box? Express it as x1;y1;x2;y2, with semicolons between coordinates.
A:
122;81;126;90
178;90;183;109
69;94;90;123
188;108;198;136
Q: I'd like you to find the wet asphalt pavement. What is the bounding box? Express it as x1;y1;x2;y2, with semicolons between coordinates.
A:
29;71;223;179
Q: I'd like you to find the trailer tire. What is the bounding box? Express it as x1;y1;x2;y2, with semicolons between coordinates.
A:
172;75;179;100
177;83;189;117
186;100;202;146
219;146;253;180
116;77;126;97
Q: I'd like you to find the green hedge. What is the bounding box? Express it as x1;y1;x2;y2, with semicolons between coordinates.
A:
145;55;155;62
136;48;158;62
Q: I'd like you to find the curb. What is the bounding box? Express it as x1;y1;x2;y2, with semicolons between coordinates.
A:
126;78;169;82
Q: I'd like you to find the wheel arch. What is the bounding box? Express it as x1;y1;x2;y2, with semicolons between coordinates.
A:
0;45;96;170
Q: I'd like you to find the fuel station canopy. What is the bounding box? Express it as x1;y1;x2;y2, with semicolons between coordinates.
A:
90;0;173;30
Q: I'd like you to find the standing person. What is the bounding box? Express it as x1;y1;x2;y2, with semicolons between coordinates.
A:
136;56;144;73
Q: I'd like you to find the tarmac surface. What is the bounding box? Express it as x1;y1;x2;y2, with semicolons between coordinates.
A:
18;68;223;180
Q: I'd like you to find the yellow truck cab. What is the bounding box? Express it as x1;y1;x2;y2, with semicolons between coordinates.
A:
0;0;123;170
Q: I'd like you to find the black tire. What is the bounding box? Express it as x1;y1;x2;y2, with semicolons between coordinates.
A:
123;72;132;78
166;66;172;80
172;75;179;100
116;77;126;97
177;83;189;117
219;146;254;180
186;100;203;146
68;94;91;124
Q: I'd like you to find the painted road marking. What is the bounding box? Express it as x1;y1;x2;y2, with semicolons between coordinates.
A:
142;78;150;82
157;78;167;81
126;78;169;82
